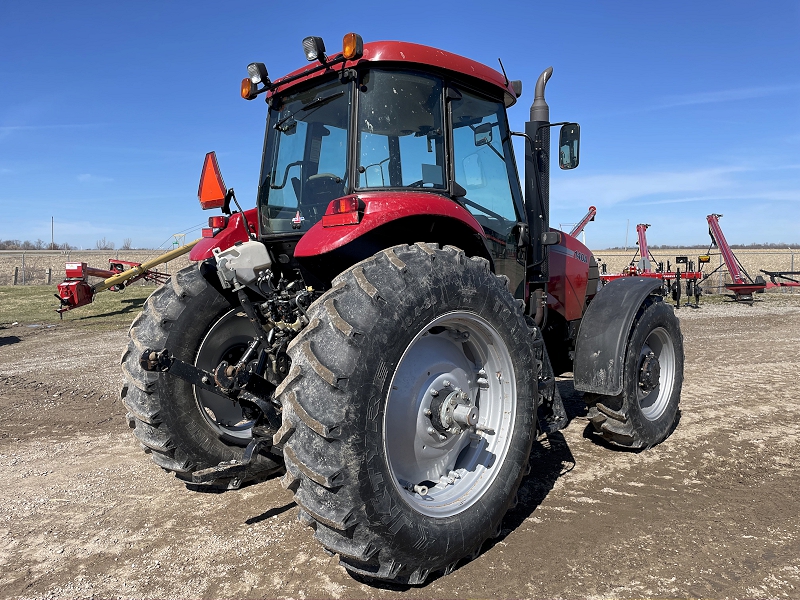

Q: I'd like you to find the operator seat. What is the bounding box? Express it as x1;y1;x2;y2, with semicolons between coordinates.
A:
302;173;345;217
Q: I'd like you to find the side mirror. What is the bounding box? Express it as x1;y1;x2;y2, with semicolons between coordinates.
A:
198;151;229;211
474;122;493;147
558;123;580;170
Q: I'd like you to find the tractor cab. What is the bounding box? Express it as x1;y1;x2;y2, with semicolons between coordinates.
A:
250;42;524;278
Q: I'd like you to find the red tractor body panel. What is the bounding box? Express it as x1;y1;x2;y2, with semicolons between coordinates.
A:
547;231;593;322
269;41;518;106
189;208;259;261
294;191;485;258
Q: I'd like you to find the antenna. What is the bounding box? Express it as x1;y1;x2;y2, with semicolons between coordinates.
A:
497;58;510;86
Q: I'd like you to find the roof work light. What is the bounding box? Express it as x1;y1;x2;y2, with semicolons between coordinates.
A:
247;62;269;85
303;36;326;63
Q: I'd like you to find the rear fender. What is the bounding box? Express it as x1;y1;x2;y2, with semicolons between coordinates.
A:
294;191;484;258
189;208;258;261
573;277;663;395
295;214;492;286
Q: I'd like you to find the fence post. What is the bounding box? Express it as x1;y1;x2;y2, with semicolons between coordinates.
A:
22;253;25;285
13;266;18;285
46;268;52;284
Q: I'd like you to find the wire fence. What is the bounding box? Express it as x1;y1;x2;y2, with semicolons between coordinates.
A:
3;247;797;296
0;250;194;287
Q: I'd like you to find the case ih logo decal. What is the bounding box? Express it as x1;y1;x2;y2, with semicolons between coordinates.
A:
291;211;305;229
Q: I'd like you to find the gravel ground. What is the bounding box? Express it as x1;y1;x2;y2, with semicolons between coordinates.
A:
1;293;799;599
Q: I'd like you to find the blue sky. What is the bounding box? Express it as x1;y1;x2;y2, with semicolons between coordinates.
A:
1;1;798;250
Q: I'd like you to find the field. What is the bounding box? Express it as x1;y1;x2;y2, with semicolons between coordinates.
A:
0;250;193;287
1;278;799;599
2;247;796;295
593;247;798;294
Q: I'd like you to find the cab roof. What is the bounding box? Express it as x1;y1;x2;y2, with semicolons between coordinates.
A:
268;40;518;107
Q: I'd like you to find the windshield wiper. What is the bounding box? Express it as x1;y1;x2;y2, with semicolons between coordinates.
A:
274;90;346;132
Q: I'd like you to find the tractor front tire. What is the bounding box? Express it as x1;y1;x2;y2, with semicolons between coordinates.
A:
120;264;282;487
587;296;683;448
276;243;538;584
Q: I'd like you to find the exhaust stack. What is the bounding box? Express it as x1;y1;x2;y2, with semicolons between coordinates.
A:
531;66;552;122
525;67;553;294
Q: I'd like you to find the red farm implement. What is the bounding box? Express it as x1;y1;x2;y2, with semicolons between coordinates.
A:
599;223;704;308
569;205;596;237
55;240;199;315
703;214;798;302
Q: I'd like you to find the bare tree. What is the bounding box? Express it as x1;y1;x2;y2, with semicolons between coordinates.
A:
95;237;115;250
121;238;133;250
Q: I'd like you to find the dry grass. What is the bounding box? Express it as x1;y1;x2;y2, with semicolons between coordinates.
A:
0;284;154;331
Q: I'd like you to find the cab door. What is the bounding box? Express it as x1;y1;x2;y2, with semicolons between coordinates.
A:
450;86;526;298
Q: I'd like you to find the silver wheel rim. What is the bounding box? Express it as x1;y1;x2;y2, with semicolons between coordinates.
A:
383;311;516;518
194;309;256;441
637;326;675;421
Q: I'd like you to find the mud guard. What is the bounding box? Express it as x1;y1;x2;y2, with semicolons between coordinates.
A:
573;277;663;396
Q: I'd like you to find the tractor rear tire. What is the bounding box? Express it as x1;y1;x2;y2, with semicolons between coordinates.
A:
275;243;538;584
586;296;682;448
120;264;282;487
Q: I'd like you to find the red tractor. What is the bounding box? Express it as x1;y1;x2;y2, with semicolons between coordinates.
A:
123;33;683;584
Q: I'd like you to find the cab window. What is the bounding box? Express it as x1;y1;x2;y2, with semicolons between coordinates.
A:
451;88;525;296
357;70;446;190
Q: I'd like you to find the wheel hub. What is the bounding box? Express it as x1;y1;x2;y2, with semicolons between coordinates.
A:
428;386;479;437
638;350;660;393
383;311;518;518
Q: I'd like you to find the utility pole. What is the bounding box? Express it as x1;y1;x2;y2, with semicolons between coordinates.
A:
624;219;629;250
51;216;54;249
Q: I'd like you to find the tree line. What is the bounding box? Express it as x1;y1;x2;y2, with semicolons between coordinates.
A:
0;237;134;251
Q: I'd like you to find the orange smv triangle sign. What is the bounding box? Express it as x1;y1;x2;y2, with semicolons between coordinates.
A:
198;151;227;210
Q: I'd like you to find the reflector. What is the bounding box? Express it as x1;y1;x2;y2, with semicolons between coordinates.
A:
198;152;227;210
208;215;228;229
330;197;359;214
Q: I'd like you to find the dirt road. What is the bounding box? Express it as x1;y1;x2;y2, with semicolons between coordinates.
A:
2;295;799;599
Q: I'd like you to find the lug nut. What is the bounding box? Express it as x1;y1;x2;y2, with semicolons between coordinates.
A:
423;408;432;416
426;427;436;435
443;380;451;387
430;389;438;397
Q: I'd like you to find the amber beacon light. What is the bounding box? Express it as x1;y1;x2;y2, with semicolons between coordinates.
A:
342;33;363;60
